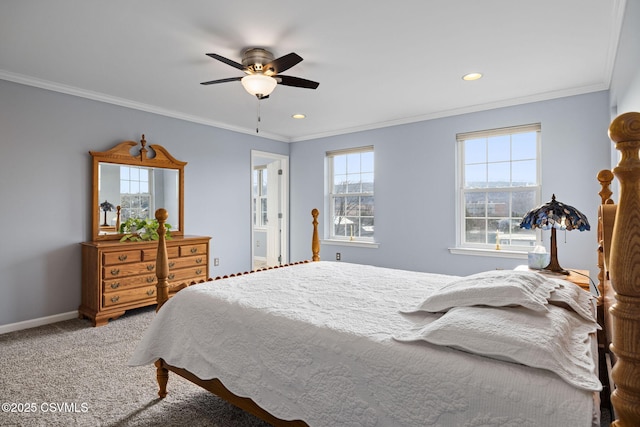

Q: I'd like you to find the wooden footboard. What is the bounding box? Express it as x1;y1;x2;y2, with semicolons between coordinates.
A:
151;208;320;426
599;112;640;427
155;358;308;426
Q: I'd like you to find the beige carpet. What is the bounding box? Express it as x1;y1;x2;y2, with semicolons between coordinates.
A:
0;307;270;427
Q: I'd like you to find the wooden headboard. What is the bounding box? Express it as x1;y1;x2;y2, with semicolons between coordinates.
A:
598;112;640;427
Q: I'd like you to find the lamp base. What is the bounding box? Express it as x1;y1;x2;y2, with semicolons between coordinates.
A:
543;265;570;275
545;227;570;275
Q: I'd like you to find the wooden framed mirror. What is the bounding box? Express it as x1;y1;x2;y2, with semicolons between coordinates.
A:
90;135;186;241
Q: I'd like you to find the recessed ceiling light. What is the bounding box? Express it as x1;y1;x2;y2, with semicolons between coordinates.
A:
462;72;483;81
292;113;306;119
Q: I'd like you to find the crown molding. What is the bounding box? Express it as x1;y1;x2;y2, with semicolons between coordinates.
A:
0;70;288;142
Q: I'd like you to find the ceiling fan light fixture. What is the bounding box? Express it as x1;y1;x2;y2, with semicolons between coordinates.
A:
241;74;277;97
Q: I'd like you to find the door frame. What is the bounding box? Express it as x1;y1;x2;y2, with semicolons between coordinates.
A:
250;150;289;268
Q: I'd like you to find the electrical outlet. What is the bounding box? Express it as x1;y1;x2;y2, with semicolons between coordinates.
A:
214;258;220;266
336;252;341;261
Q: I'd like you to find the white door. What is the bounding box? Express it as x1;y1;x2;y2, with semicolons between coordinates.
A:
251;151;288;270
265;160;281;266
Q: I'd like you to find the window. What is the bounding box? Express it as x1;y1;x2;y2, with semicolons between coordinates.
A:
119;166;152;222
327;147;374;241
252;166;268;227
457;124;540;251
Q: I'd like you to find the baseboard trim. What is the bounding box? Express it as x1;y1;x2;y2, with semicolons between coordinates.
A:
0;311;79;335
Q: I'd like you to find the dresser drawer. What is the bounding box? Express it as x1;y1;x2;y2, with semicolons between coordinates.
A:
179;243;207;257
142;246;179;261
103;285;157;308
168;254;207;270
103;274;156;293
168;266;207;284
102;261;157;279
102;250;143;266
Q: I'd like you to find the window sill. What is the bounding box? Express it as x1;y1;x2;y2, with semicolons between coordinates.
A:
448;247;527;259
321;239;379;249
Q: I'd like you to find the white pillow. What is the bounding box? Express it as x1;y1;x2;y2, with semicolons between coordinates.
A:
394;304;601;391
409;270;559;313
547;278;598;324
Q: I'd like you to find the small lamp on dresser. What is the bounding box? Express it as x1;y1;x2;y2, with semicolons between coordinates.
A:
519;194;590;275
99;200;115;227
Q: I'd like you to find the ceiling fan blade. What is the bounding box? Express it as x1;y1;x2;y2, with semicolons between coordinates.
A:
206;53;245;71
264;52;303;75
277;75;319;89
200;76;242;85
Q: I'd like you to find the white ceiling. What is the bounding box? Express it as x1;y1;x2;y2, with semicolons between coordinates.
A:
0;1;625;142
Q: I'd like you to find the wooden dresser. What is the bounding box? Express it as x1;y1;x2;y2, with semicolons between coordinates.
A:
80;235;211;326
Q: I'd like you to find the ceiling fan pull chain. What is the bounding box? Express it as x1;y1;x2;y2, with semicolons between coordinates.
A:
256;96;261;133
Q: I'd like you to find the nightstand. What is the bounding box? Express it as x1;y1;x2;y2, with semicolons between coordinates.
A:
514;265;591;293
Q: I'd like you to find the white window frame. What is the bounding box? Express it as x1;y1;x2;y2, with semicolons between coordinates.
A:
455;124;541;254
327;146;375;243
119;165;153;222
252;166;268;229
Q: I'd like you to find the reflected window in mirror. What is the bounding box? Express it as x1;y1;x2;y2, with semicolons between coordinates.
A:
98;163;179;230
119;166;151;223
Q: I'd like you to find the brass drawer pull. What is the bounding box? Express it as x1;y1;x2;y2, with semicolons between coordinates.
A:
147;289;155;296
110;282;120;289
146;277;155;283
110;268;120;276
169;262;176;268
196;269;203;275
146;264;155;271
195;258;203;264
168;273;175;280
118;254;128;262
110;296;120;303
190;247;198;254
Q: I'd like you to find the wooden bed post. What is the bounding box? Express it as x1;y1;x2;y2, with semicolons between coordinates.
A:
607;112;640;427
597;169;615;303
312;208;320;261
155;359;169;398
155;208;170;311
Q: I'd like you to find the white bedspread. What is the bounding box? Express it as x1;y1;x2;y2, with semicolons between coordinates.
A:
129;261;596;427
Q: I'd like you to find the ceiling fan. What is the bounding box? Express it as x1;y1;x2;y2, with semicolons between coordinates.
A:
200;48;320;99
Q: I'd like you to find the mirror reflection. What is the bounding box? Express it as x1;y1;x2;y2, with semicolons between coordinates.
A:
98;162;180;235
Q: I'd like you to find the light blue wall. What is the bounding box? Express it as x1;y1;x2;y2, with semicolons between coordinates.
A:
0;83;619;328
610;0;640;117
290;92;611;279
0;80;288;326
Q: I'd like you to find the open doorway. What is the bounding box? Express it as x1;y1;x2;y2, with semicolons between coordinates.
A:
251;151;288;270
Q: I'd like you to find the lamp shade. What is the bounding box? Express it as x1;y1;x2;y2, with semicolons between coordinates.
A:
241;74;277;98
100;200;115;212
519;194;590;231
519;194;590;274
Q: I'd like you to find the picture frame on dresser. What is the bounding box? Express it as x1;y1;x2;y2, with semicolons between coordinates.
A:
79;135;211;326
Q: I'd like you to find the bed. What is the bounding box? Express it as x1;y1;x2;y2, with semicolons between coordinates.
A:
129;113;640;427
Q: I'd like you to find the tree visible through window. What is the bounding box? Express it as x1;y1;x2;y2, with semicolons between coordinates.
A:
119;166;151;222
328;147;374;241
457;124;540;250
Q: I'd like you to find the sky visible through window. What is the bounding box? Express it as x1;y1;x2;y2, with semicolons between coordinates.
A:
465;132;537;188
